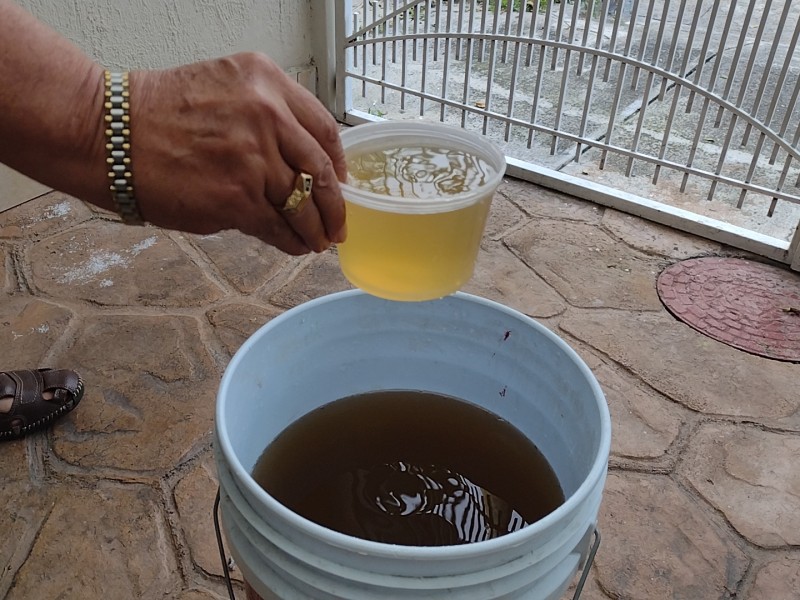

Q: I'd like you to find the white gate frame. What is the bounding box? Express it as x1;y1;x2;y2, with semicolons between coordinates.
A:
313;0;800;271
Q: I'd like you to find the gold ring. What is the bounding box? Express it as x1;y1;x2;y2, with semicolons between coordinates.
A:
282;172;313;215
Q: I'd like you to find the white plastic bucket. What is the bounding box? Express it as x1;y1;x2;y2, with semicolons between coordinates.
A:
215;290;611;600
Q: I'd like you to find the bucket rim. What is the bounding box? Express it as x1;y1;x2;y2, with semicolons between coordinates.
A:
216;289;611;559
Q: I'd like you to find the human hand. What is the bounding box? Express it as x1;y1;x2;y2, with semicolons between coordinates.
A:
128;52;347;254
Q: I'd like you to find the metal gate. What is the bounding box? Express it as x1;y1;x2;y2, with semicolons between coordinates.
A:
315;0;800;270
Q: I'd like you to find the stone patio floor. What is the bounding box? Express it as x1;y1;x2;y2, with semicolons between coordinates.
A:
1;176;798;600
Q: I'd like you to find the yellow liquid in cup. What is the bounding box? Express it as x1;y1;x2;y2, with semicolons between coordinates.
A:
338;146;496;301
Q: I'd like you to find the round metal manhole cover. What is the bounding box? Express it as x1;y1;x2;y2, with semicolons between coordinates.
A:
657;257;800;362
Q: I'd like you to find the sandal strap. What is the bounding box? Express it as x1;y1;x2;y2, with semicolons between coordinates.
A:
0;369;84;438
1;369;46;407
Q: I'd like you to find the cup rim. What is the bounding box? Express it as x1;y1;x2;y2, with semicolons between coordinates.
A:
339;121;507;214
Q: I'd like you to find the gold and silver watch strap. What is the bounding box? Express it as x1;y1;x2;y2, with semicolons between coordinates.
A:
103;70;144;225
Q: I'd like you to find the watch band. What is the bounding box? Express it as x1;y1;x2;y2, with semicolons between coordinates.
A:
104;70;144;225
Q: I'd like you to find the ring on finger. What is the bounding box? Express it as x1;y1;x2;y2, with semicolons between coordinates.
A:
282;172;313;215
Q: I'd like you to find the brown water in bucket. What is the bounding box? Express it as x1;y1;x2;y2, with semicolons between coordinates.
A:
252;390;564;547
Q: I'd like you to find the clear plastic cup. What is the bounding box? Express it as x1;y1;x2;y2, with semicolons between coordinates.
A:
338;121;507;302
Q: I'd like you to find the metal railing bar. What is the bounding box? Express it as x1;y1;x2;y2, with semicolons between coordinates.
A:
738;2;800;207
412;0;420;62
482;0;502;135
401;4;408;110
525;0;540;67
371;0;378;65
770;124;800;216
652;0;711;185
671;0;704;91
528;2;555;149
602;0;626;82
762;11;800;164
551;0;569;70
682;0;737;194
599;50;630;165
626;0;671;176
345;73;800;203
769;74;800;166
685;0;721;113
504;8;528;143
347;1;418;40
516;2;529;40
658;0;688;102
727;0;773;111
460;25;475;129
359;14;367;96
630;0;655;91
576;0;611;161
550;0;582;155
420;0;430;116
740;0;792;147
600;0;643;167
741;18;800;217
577;0;595;76
440;0;454;122
742;134;796;209
345;32;800;162
391;0;398;63
456;0;467;60
501;0;515;62
713;0;759;127
704;0;773;192
478;0;489;61
433;0;443;61
380;7;388;105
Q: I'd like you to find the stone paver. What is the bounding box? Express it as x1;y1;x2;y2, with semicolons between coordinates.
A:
191;229;302;295
506;219;667;310
0;482;52;598
560;309;800;429
555;336;688;463
463;242;566;318
29;223;224;307
0;192;93;241
600;208;722;260
482;188;532;240
748;554;800;600
1;297;73;368
267;249;353;307
590;364;686;462
680;422;800;548
498;178;604;224
206;302;282;359
1;180;797;599
4;482;181;600
595;472;750;599
51;314;218;472
174;456;243;583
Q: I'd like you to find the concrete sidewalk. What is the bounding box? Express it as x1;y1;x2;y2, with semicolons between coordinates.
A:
1;177;798;599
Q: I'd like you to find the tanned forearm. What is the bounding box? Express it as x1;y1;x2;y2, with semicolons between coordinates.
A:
0;0;110;210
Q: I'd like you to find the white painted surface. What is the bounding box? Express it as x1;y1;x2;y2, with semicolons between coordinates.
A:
17;0;313;69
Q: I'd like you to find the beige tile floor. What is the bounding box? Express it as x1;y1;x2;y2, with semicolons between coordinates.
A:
1;177;798;600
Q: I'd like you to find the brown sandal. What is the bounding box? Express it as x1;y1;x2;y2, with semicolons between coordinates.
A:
0;369;84;440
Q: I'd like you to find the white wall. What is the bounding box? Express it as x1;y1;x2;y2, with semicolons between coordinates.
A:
17;0;314;70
